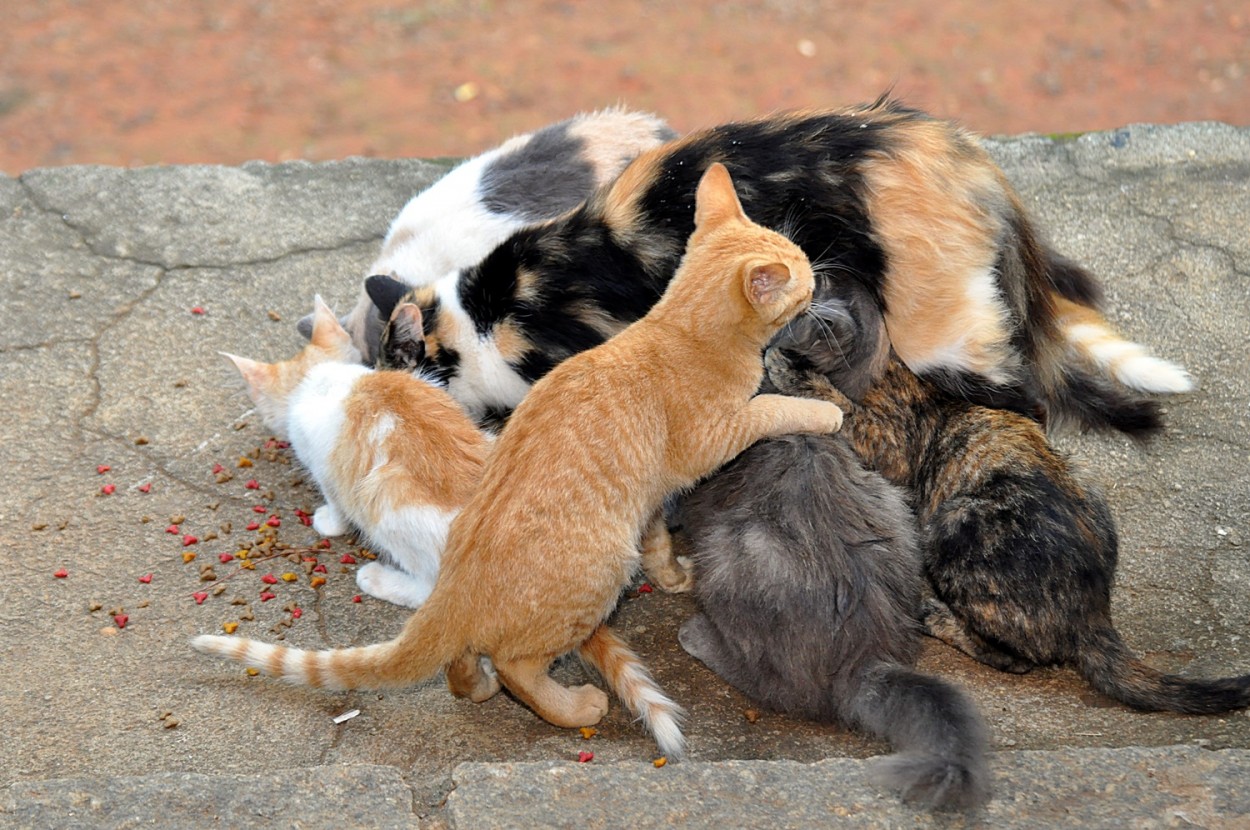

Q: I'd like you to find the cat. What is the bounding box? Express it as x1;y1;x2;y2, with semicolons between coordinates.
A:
764;279;1250;714
193;163;846;759
675;431;990;809
368;96;1191;431
297;108;676;364
226;296;490;609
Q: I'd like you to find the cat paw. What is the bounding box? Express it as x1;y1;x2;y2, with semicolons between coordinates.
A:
645;556;694;593
356;561;434;609
798;398;843;434
568;684;611;726
312;504;349;537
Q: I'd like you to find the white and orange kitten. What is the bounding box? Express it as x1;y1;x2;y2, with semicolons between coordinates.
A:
226;297;489;607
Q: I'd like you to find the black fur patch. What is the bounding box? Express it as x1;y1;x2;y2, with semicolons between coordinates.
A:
365;275;411;321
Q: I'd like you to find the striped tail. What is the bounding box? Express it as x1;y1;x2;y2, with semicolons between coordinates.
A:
191;599;461;690
578;625;686;759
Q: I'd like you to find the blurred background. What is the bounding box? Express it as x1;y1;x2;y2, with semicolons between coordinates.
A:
1;0;1246;172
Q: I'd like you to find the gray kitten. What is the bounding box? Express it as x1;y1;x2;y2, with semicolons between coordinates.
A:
676;425;990;810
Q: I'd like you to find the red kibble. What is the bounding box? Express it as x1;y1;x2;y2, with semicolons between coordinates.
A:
577;751;594;763
245;521;260;531
252;505;266;514
96;464;111;474
53;568;68;579
259;591;276;602
244;479;260;490
212;463;224;475
638;583;654;594
260;573;279;584
137;482;152;493
114;614;129;629
100;484;116;495
317;539;332;549
165;524;179;534
265;516;280;528
339;554;357;565
138;573;153;584
291;607;303;619
312;564;327;574
352;595;362;603
298;514;312;526
192;592;208;605
182;534;198;547
218;553;234;563
190;306;205;315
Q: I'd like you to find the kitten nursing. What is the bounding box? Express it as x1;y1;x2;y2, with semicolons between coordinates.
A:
677;433;990;809
195;164;844;759
226;297;489;608
767;279;1250;714
370;96;1190;432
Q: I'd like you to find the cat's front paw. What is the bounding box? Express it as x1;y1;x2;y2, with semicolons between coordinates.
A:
793;397;844;435
312;503;349;537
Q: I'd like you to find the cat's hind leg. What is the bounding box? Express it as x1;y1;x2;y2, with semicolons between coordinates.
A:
446;652;501;703
493;655;610;728
640;513;693;593
922;598;1035;674
678;613;739;679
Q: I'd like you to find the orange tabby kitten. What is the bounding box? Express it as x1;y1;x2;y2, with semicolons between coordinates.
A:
225;297;489;608
194;163;844;758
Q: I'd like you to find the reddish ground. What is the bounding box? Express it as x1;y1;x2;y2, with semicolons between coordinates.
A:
1;1;1246;173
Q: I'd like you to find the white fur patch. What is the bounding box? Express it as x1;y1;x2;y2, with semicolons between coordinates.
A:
1066;323;1194;393
433;276;534;417
900;266;1015;386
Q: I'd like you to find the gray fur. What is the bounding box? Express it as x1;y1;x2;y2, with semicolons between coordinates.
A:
479;121;595;221
677;434;990;810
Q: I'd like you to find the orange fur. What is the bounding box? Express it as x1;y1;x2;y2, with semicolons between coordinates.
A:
194;164;844;758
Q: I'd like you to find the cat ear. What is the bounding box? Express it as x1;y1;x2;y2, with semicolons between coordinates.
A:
390;302;425;339
744;262;793;308
220;352;268;402
309;295;351;350
694;162;747;229
365;275;411;320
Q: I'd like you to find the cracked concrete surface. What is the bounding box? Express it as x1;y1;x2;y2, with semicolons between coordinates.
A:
1;124;1249;827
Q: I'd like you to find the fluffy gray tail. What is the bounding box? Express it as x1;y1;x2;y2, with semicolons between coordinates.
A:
847;662;991;811
1078;626;1250;714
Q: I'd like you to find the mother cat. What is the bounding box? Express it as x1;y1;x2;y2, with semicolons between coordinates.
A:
369;96;1190;431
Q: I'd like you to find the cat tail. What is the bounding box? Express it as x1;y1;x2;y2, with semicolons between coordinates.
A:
1077;625;1250;715
578;625;687;760
191;592;464;691
846;662;991;811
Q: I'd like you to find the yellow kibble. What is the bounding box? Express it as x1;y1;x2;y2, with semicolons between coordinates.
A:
237;456;254;468
280;572;297;582
245;667;259;676
222;621;239;634
182;552;196;563
240;561;255;570
653;757;667;768
579;727;597;740
236;550;250;560
310;576;326;588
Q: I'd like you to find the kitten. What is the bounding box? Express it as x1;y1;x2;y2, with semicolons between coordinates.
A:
676;432;990;809
766;282;1250;714
370;96;1190;431
194;163;845;758
226;296;489;608
298;108;675;363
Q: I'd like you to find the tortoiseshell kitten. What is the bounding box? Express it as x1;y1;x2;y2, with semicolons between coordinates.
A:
371;96;1190;431
764;283;1250;714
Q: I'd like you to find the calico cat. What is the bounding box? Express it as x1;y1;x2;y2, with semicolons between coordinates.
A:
676;433;990;809
370;96;1190;430
193;164;845;758
226;296;490;608
765;282;1250;714
299;108;675;363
